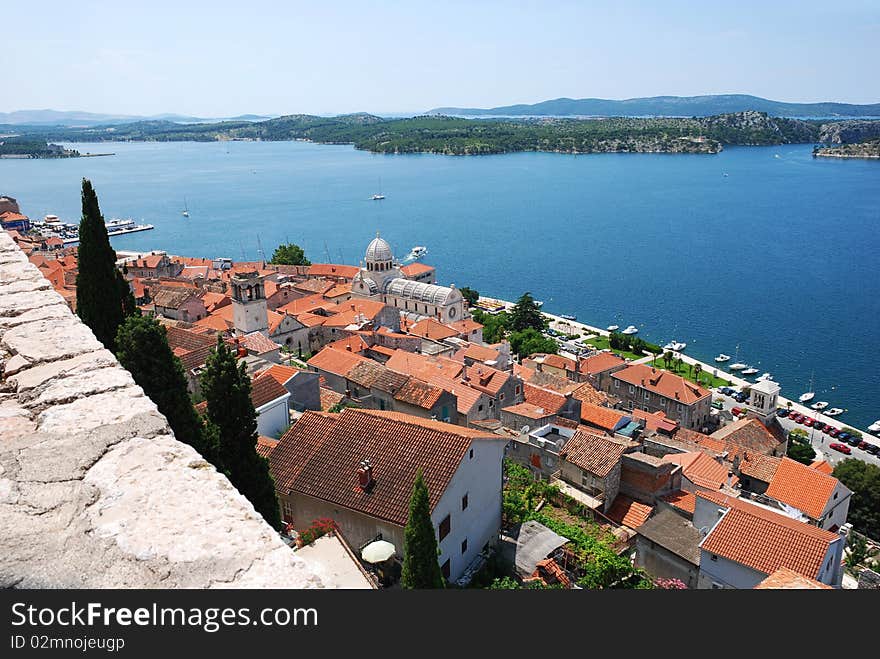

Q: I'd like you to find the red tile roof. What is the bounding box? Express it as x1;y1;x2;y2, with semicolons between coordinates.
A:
399;262;435;277
463;363;510;397
307;346;372;378
200;291;231;313
754;566;833;590
307;263;360;280
394;378;444;409
327;334;370;354
277;293;329;317
385;350;462;380
240;331;280;354
662;451;736;491
408;318;459;341
711;418;783;455
579;402;625;432
164;324;218;352
764;457;841;520
698;491;840;578
258;364;300;387
810;460;834;475
661;490;697;514
613;364;710;405
269;409;501;526
256;436;279;459
447;318;483;334
560;429;630;478
523;383;566;415
571;381;609;407
739;452;782;483
501;401;555;421
605;495;653;529
251;374;290;409
324;282;352;299
579;352;626;375
319;387;345;412
455;343;501;364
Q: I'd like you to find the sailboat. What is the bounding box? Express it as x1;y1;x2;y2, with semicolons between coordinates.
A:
728;344;747;371
181;198;189;217
371;177;385;200
799;372;815;403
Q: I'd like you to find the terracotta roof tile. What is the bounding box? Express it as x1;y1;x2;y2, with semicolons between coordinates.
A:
764;457;841;520
327;334;370;354
501;401;555;421
463;363;510;396
408;318;458;341
523;383;566;415
578;352;626;375
269;409;500;526
177;343;216;371
661;490;697;514
754;566;833;589
739;452;782;483
698;491;841;578
256;435;279;459
579;402;626;431
612;364;710;405
394;378;444;409
251;374;290;409
810;460;834;475
277;293;329;317
571;381;609;406
605;495;653;529
711;418;783;455
662;451;736;491
307;263;360;280
454;343;501;364
307;346;373;378
240;331;279;354
259;364;300;387
319;387;345;411
560;429;629;478
399;262;435;276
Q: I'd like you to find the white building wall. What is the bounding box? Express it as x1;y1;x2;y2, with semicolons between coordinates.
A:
256;396;290;438
430;438;506;582
819;482;851;531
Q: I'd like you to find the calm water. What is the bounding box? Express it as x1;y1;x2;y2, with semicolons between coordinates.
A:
2;141;879;429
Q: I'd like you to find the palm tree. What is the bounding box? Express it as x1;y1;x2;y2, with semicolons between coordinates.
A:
694;363;703;385
663;350;673;368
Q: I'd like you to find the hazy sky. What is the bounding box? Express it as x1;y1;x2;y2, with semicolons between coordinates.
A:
4;0;878;116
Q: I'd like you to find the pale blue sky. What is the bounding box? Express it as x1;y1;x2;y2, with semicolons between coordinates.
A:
3;0;878;116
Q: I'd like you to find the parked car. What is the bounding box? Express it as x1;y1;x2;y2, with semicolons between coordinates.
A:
858;441;870;450
838;432;851;441
866;444;880;455
822;425;833;434
803;417;815;427
846;436;862;447
829;442;851;454
791;413;804;423
731;407;743;416
814;422;826;432
829;428;841;438
734;393;748;403
712;400;724;410
777;408;790;417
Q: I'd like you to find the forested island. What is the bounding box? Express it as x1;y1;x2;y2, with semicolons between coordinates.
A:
4;110;878;157
0;137;80;158
814;138;880;159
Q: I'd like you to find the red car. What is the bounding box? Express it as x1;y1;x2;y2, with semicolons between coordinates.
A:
731;407;743;416
791;413;804;423
829;442;851;454
822;425;833;434
858;441;870;450
803;417;815;427
829;428;841;438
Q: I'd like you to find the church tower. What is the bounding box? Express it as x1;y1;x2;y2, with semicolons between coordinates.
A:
231;270;269;335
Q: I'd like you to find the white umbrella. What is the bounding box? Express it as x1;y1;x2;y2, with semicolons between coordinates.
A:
360;540;396;564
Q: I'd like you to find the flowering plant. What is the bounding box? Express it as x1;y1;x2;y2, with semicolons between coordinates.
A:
653;577;688;589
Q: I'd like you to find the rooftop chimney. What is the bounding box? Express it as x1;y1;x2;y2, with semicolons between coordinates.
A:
357;459;374;491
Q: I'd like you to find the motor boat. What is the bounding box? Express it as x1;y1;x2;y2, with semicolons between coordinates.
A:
621;325;639;335
560;314;577;321
799;392;815;403
825;408;845;417
756;372;773;381
664;341;686;352
811;401;829;411
741;367;759;376
715;354;731;363
729;363;747;371
607;325;619;332
868;420;880;433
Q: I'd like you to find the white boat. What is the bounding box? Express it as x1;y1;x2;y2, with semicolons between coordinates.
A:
799;372;815;403
664;341;686;352
868;420;880;433
825;408;845;417
715;354;731;363
729;363;747;371
756;372;772;381
811;401;829;411
621;325;639;335
403;245;426;261
182;198;189;217
560;314;577;321
371;194;385;200
741;367;759;376
607;325;619;332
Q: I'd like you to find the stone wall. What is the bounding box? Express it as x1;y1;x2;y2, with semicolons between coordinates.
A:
0;230;344;588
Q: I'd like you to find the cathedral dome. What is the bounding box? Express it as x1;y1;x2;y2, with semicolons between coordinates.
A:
365;233;393;263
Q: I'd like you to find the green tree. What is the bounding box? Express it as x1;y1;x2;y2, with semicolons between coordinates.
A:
200;337;282;530
116;315;216;461
832;459;880;541
509;328;558;359
75;179;134;350
471;308;509;344
788;427;809;444
400;469;445;589
508;292;546;333
459;286;479;307
663;350;673;368
846;531;868;569
787;442;816;465
269;242;311;266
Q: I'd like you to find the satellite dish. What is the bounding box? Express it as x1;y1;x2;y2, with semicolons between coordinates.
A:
521;425;530;434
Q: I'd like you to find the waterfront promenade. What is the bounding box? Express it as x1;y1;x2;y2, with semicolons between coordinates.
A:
477;295;875;440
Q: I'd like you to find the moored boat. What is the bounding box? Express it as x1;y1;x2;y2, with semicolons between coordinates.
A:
621;325;638;335
811;401;829;411
664;341;686;352
868;420;880;433
729;362;747;371
607;325;619;332
715;354;730;363
756;372;773;381
825;408;845;417
741;367;758;375
560;314;577;321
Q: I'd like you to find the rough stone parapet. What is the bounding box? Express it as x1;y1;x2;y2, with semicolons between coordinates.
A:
0;230;341;588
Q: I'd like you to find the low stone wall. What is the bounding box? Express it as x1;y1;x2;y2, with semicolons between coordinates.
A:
0;231;341;588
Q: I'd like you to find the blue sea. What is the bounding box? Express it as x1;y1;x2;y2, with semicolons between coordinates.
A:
2;141;878;429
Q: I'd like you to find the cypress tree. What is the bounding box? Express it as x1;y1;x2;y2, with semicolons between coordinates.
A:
115;315;216;462
75;178;132;350
401;469;445;589
200;337;282;529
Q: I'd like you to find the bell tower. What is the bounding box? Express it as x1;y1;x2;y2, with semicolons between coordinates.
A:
231;270;269;335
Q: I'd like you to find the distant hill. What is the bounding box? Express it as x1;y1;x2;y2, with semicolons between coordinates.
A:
0;109;273;126
428;94;880;118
